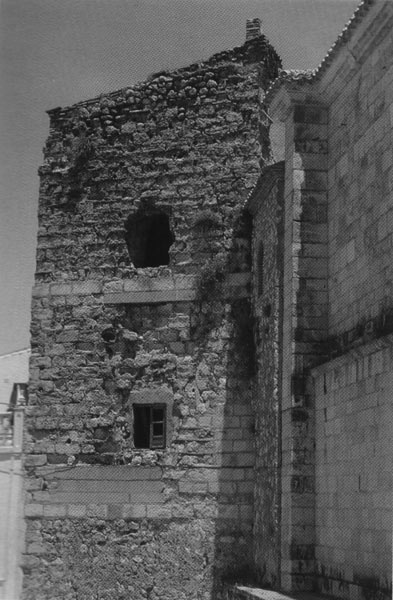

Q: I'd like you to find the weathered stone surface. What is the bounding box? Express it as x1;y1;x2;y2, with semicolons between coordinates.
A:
22;517;253;600
24;32;281;599
246;164;284;588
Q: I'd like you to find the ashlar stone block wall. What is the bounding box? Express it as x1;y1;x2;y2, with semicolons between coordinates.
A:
312;338;392;600
311;4;393;598
265;4;393;597
23;34;281;600
267;93;329;591
327;2;393;337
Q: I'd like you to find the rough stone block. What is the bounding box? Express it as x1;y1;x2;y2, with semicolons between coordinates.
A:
86;504;108;518
43;504;67;517
292;152;328;170
49;283;71;296
146;505;172;519
122;504;147;519
24;455;47;467
178;481;208;494
48;465;162;481
25;503;44;517
216;504;239;520
294;105;328;124
72;281;102;295
32;284;50;298
293;169;327;192
67;504;87;518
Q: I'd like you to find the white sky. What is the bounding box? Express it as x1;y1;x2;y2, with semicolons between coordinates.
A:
0;0;359;355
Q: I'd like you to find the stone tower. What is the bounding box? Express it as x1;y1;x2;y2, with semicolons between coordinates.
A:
23;26;281;599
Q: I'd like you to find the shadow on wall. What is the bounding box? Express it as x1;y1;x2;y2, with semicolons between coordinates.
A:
213;296;257;597
191;211;258;598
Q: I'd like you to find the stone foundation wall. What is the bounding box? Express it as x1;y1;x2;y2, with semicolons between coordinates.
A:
24;280;257;598
24;516;252;600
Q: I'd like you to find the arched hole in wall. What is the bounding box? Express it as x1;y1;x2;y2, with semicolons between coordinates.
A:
257;242;264;296
125;212;174;268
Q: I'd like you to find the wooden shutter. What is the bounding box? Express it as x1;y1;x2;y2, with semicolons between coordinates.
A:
149;405;166;449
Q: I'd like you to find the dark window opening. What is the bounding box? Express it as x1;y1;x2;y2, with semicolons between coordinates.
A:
125;212;174;268
133;404;166;449
257;242;264;296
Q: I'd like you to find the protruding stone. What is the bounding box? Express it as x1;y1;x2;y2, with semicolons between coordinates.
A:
246;18;262;41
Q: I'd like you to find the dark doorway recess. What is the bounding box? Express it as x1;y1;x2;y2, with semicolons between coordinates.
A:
125;212;174;268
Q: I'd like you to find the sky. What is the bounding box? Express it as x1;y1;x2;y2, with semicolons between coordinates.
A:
0;0;359;356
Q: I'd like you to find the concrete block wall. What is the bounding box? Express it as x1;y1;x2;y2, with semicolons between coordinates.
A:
312;337;393;600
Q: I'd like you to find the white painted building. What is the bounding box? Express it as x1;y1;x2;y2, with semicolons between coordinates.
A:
0;349;29;600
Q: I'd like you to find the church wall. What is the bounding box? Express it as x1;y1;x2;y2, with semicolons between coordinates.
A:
279;103;329;591
311;6;393;598
266;9;393;590
327;8;393;338
312;338;392;600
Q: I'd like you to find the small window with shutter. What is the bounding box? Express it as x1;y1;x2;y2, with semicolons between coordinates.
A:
133;404;166;449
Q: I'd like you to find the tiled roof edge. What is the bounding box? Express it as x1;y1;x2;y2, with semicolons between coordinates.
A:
264;0;376;103
244;161;285;213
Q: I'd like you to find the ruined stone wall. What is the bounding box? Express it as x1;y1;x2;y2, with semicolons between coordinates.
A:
36;37;279;282
247;164;284;588
24;36;281;599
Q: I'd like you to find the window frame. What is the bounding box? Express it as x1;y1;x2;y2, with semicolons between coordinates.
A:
133;403;167;450
128;387;173;451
